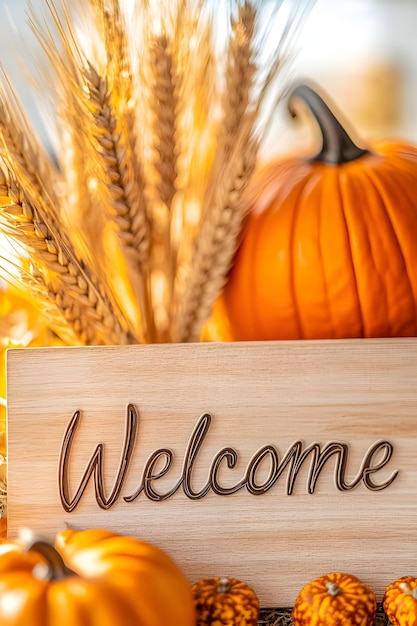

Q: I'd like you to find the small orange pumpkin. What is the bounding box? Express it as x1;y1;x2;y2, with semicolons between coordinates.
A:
292;572;376;626
0;528;196;626
210;84;417;341
191;576;259;626
383;575;417;626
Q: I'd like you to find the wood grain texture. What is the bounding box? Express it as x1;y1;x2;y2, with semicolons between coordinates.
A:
6;338;417;606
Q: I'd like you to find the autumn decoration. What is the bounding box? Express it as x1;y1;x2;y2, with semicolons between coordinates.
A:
0;527;196;625
191;576;260;626
211;84;417;341
0;0;314;347
383;575;417;626
0;0;315;534
0;2;414;623
291;572;377;626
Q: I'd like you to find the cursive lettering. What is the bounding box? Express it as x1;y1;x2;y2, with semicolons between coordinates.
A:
59;404;138;511
58;406;399;512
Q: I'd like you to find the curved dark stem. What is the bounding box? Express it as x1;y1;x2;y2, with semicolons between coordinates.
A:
288;84;368;165
29;539;76;581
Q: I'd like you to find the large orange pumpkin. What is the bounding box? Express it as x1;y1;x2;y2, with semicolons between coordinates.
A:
211;84;417;341
0;528;196;626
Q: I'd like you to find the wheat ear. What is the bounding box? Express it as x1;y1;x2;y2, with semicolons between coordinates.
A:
28;2;147;339
173;3;258;342
83;0;154;339
0;167;133;346
0;91;59;228
28;0;152;341
82;64;154;340
44;3;151;266
219;2;256;160
83;64;150;266
174;136;257;343
149;33;178;211
0;259;80;346
147;31;180;338
88;0;152;267
170;7;218;294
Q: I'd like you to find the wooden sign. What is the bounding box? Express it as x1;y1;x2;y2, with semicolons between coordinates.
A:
6;339;417;606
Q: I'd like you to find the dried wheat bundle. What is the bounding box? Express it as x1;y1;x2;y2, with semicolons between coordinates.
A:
0;0;315;346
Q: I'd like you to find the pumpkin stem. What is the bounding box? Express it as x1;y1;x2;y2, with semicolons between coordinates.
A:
217;577;231;593
326;581;342;597
399;582;417;600
20;529;75;581
288;84;368;165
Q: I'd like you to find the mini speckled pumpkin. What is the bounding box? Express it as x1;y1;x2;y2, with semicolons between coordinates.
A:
191;576;259;626
383;576;417;626
292;572;376;626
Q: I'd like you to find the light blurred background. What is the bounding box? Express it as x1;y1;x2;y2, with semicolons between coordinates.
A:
266;0;417;158
0;0;416;160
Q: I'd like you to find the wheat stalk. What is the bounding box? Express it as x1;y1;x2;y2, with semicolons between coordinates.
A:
169;9;218;296
55;91;141;345
0;167;133;345
0;92;60;230
173;3;258;342
28;7;147;341
173;0;313;342
146;32;180;339
31;0;154;340
220;2;256;160
149;34;178;211
81;63;154;341
101;0;151;264
81;0;155;340
174;134;257;343
92;0;152;255
83;64;151;266
0;259;81;346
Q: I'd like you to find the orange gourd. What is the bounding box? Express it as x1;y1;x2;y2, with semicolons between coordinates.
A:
0;528;196;626
191;576;260;626
213;84;417;341
383;575;417;626
292;572;376;626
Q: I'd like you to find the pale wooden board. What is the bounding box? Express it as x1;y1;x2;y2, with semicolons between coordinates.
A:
6;339;417;607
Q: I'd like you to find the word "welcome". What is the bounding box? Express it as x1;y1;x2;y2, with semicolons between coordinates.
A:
58;404;398;512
